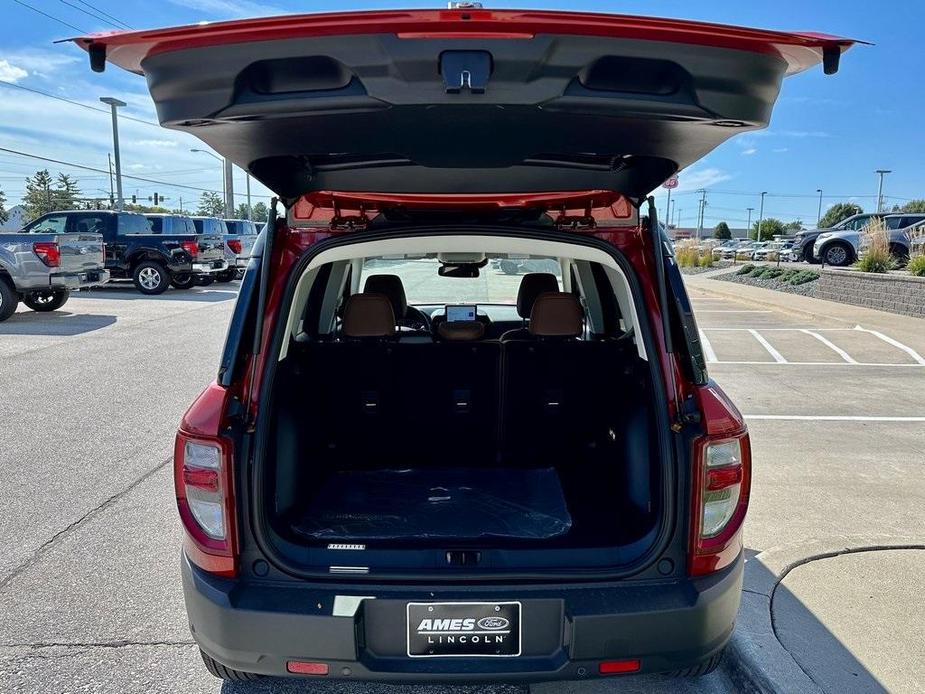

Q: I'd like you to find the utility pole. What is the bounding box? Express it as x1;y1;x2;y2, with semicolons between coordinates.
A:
746;207;754;236
107;153;115;209
696;189;707;240
875;170;891;212
223;159;234;218
245;174;252;220
677;208;682;231
670;199;676;228
757;192;767;241
100;97;126;210
816;189;824;226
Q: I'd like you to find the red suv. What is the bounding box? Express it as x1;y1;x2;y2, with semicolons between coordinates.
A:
77;9;852;683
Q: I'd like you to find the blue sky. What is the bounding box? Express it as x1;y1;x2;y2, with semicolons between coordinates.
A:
1;0;922;228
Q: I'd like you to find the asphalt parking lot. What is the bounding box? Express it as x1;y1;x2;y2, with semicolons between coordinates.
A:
1;277;922;693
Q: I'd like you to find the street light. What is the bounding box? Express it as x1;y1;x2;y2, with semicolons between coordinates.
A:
757;192;767;241
191;148;227;216
100;97;126;210
746;207;754;234
875;170;891;213
816;189;824;226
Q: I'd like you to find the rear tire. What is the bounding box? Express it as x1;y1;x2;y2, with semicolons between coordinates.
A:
132;261;169;295
803;246;819;264
0;278;19;322
199;650;260;681
670;649;724;677
215;269;237;283
23;289;69;312
170;274;196;290
196;276;215;287
889;244;909;267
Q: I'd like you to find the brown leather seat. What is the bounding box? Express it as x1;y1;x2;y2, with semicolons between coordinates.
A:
500;273;559;341
342;293;395;339
529;292;584;338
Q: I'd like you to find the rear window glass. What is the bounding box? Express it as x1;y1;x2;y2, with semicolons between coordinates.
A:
118;214;150;235
28;215;67;234
358;255;561;305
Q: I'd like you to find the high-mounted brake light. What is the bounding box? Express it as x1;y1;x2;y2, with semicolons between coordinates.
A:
174;384;237;577
226;239;242;255
689;386;751;577
181;240;199;257
32;241;61;267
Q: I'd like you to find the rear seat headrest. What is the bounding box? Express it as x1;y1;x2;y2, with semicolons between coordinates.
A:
342;293;396;338
437;320;485;342
529;292;584;338
363;274;407;319
516;272;559;319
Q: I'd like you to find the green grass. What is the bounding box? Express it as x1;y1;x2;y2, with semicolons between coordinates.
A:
907;255;925;277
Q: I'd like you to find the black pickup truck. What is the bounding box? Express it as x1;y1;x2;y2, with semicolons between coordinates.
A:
22;211;227;294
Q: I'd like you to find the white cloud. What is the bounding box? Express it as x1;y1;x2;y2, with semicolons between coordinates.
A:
0;49;79;79
167;0;285;18
773;147;789;153
0;60;28;83
673;167;733;192
130;139;179;148
741;148;757;156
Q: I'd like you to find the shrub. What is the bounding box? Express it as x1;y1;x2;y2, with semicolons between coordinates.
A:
907;254;925;277
736;263;755;275
750;267;770;278
675;241;699;268
854;219;893;273
786;270;820;285
764;268;785;280
698;253;714;268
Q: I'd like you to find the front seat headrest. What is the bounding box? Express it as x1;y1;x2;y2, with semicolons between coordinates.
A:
529;292;584;338
363;274;407;319
342;293;395;338
516;272;559;319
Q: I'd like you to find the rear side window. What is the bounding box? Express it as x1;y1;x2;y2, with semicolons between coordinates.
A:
118;214;151;235
28;215;67;234
71;215;106;234
147;217;163;234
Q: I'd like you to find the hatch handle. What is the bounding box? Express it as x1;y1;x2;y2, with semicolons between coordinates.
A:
441;51;491;94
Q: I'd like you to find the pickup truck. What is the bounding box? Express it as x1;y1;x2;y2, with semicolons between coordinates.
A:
22;211;227;294
141;214;229;291
223;219;259;279
190;216;235;285
0;224;109;322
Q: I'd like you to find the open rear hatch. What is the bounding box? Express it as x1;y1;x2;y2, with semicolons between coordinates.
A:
74;9;855;198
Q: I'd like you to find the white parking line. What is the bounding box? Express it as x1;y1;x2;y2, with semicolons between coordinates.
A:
745;415;925;422
748;329;787;363
697;310;773;313
855;326;925;366
800;329;858;364
698;329;718;363
712;361;924;367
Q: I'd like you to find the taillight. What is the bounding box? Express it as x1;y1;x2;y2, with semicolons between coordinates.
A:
181;240;199;258
227;239;242;254
689;386;751;577
174;384;236;577
33;242;61;267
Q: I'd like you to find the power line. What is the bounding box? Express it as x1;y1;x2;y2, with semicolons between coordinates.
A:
73;0;131;28
10;0;87;33
0;146;270;199
61;0;132;30
0;80;160;128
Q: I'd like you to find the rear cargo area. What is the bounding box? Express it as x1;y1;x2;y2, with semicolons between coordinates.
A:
263;336;660;566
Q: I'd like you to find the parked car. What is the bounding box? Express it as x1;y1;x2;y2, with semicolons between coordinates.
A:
711;240;738;259
752;241;791;262
223;219;259;278
789;213;882;263
495;257;560;275
189;217;237;284
78;9;852;684
814;213;925;266
140;213;229;291
0;219;109;321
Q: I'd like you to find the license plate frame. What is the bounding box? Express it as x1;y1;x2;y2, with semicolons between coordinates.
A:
406;601;522;658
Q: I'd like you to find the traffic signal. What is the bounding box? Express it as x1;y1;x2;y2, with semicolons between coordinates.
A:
131;194;137;204
154;192;159;205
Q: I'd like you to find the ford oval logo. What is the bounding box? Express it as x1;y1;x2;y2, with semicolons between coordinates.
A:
477;617;509;630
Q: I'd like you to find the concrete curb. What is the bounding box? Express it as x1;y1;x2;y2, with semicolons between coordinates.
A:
723;536;925;693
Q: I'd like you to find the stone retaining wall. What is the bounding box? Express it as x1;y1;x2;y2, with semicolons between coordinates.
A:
815;269;925;318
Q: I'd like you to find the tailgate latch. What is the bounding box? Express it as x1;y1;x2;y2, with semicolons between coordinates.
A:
441;51;491;94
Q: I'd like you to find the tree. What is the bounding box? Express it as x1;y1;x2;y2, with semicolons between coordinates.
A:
55;173;81;210
251;201;268;223
712;221;732;240
784;220;804;232
0;187;8;225
900;199;925;213
234;202;251;220
750;217;786;241
196;191;225;217
819;202;863;229
23;170;55;220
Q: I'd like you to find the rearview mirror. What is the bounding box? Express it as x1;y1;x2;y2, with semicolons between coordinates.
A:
438;263;481;278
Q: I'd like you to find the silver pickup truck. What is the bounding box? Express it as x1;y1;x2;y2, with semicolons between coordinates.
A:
0;231;109;321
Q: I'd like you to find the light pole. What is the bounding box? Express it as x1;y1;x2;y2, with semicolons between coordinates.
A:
816;189;824;226
746;207;754;236
757;192;767;241
100;97;126;210
245;174;252;220
191;149;227;216
696;189;707;240
670;199;676;228
875;170;891;212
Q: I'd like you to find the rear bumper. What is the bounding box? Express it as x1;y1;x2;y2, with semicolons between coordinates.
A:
191;260;229;275
182;553;742;682
46;269;110;290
